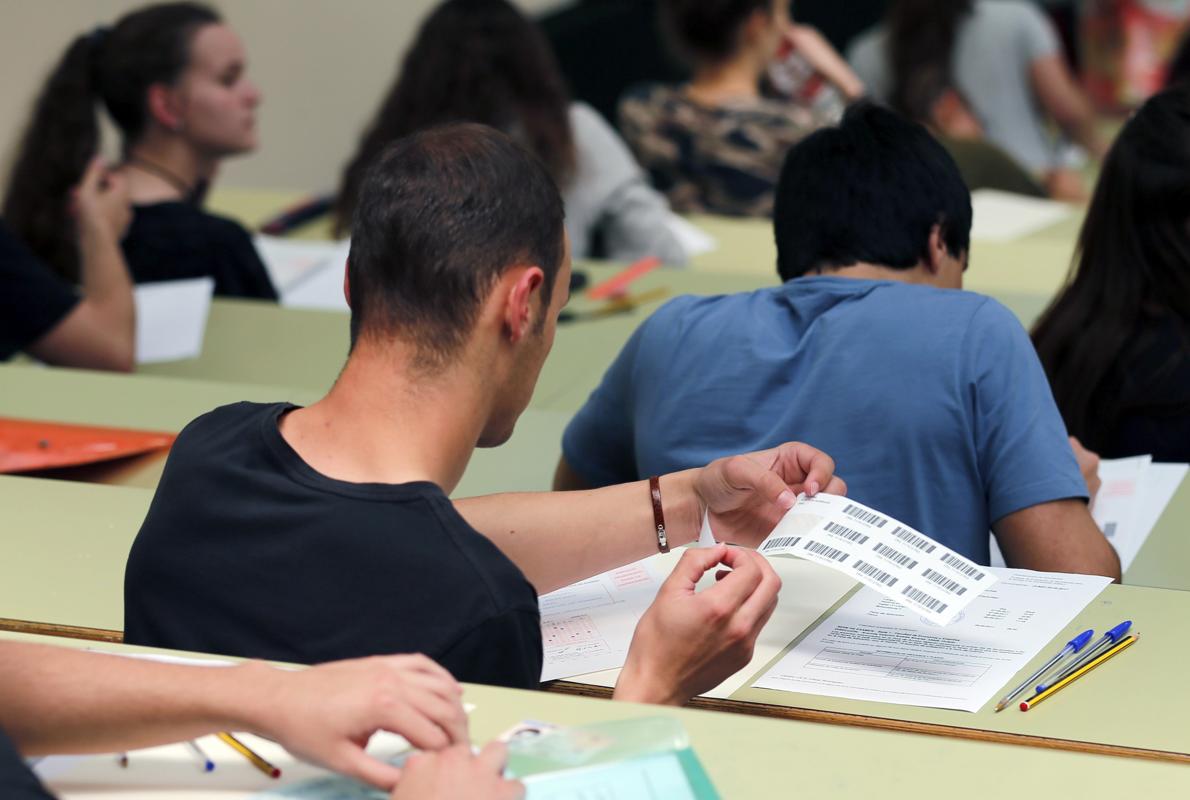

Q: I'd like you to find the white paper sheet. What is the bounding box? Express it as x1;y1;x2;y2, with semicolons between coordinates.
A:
549;554;857;699
758;494;996;625
279;241;352;313
970;189;1073;242
1124;462;1189;567
665;213;718;257
133;277;214;364
254;235;349;295
753;568;1111;712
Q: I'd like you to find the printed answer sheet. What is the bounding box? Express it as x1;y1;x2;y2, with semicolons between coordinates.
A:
134;277;214;363
759;494;996;625
753;569;1111;712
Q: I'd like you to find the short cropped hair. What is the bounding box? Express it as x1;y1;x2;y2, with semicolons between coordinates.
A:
347;123;565;366
774;102;972;282
660;0;775;66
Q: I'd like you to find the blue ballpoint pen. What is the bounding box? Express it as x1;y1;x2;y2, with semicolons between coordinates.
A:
1036;620;1132;693
993;629;1094;712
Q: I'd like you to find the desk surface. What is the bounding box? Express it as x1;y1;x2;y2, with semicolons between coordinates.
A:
5;631;1186;798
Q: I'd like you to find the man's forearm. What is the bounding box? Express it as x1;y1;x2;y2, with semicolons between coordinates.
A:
456;471;703;594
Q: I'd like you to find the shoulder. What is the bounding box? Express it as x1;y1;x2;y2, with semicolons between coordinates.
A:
174;401;286;450
973;0;1052;36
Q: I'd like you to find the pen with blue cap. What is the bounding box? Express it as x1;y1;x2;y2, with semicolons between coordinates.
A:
1036;620;1131;693
993;629;1094;712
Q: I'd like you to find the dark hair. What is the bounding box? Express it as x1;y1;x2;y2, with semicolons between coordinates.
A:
3;2;219;282
659;0;775;67
1032;89;1190;450
774;102;971;281
333;0;574;237
347;123;565;368
887;0;974;122
1167;30;1190;90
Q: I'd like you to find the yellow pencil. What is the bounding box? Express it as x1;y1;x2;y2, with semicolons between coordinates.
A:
1020;634;1139;711
216;732;281;778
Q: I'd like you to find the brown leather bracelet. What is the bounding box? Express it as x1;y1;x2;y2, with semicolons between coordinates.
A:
649;475;669;553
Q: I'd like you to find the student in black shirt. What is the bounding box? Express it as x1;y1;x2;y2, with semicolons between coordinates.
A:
0;157;134;371
3;3;276;300
1034;88;1190;463
0;640;518;798
126;124;842;703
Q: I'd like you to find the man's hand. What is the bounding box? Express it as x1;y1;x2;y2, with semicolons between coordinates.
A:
695;442;846;548
613;545;781;705
390;742;523;800
72;156;132;243
244;655;469;790
1069;436;1101;505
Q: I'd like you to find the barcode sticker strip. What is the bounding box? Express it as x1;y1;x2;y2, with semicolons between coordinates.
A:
872;542;918;570
763;536;801;552
922;567;966;595
803;540;849;563
940;552;986;581
890;526;936;554
854;559;898;588
902;584;948;613
843;503;888;528
824;521;869;545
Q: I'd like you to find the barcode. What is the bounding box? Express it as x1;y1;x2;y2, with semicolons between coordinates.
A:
872;542;918;569
922;567;966;595
940;552;985;580
890;526;936;554
902;584;949;613
854;559;898;587
763;536;801;552
824;521;869;545
843;503;888;528
804;540;849;563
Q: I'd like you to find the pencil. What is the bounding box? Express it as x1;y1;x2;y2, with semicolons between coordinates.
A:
1020;634;1139;711
216;732;281;778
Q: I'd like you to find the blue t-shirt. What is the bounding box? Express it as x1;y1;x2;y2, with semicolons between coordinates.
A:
562;277;1086;564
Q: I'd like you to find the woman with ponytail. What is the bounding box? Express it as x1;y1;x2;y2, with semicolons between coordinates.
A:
4;2;275;299
848;0;1106;201
1032;89;1190;462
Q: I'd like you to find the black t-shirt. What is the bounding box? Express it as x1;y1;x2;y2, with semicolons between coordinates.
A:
123;202;278;300
124;402;543;689
0;220;79;361
1104;315;1190;462
0;727;54;800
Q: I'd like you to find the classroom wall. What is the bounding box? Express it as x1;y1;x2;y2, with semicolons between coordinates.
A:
0;0;571;193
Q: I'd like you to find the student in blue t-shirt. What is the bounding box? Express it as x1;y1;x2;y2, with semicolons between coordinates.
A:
556;103;1119;578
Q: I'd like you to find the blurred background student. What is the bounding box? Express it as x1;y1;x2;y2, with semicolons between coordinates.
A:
3;2;276;300
334;0;686;266
1;157;134;372
1033;88;1190;463
619;0;862;218
848;0;1108;201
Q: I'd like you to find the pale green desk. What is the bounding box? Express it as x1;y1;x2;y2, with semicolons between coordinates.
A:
5;632;1184;798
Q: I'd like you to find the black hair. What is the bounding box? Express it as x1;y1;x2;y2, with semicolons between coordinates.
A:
1166;30;1190;89
774;102;972;281
659;0;776;67
887;0;974;122
347;123;566;369
334;0;574;238
3;2;220;282
1033;89;1190;450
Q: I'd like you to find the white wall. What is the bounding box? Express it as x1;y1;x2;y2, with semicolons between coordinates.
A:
0;0;572;192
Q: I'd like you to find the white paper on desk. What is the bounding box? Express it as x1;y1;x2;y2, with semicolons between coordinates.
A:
548;554;857;699
280;240;352;312
753;568;1111;712
665;212;718;257
538;559;661;682
970;189;1073;242
133;277;213;364
254;235;348;294
758;493;997;625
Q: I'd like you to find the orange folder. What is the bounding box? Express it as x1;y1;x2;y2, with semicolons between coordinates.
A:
0;417;176;473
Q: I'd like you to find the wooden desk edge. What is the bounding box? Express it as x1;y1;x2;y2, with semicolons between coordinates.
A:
5;619;1182;766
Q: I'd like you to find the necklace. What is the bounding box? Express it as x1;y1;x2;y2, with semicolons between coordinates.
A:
125;156;196;200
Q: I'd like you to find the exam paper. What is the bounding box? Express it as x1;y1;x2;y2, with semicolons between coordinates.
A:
254;235;347;294
665;212;718;257
753;568;1111;712
758;493;997;625
277;240;352;312
133;277;214;363
969;189;1073;242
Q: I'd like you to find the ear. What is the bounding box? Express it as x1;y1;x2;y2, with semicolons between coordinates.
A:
925;224;949;274
342;260;352;309
503;266;546;344
146;82;185;132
